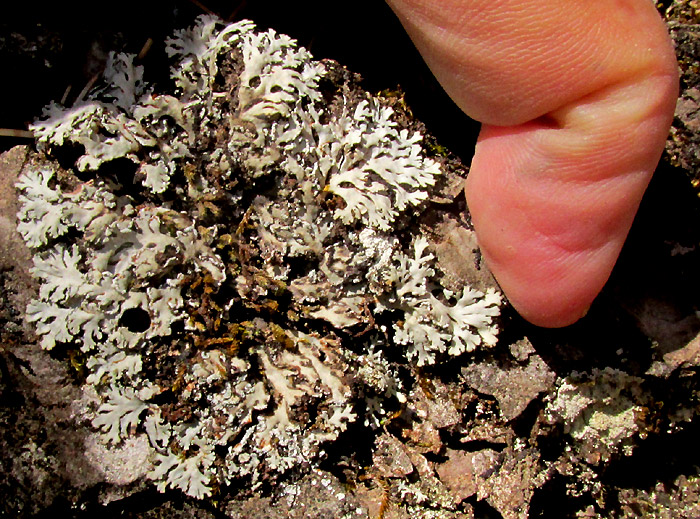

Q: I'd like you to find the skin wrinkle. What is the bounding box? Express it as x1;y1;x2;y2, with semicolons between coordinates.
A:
524;131;646;185
430;12;601;118
501;14;601;102
485;213;626;322
553;75;675;131
486;222;620;295
499;178;628;254
512;74;677;187
527;233;619;281
525;194;635;254
477;97;670;196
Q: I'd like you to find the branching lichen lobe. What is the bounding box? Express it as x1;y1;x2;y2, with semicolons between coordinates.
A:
16;15;502;499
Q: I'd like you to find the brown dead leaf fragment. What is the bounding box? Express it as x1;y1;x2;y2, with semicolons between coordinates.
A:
461;353;556;421
402;420;442;455
436;447;500;503
372;433;414;479
481;448;543;519
665;4;700;183
408;378;462;428
402;379;462;453
663;331;700;370
431;218;499;295
460;421;513;445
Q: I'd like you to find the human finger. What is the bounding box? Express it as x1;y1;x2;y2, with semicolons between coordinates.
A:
387;0;678;327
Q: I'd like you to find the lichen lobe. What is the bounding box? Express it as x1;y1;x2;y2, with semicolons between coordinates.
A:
16;15;502;499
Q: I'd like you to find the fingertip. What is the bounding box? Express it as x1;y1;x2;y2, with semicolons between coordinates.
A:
390;0;678;327
469;188;620;329
465;80;666;328
488;247;606;328
509;297;592;329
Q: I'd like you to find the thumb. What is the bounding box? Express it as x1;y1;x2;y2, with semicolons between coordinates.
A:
387;0;678;327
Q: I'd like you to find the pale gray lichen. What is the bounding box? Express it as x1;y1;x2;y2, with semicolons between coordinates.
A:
544;367;649;463
16;15;501;498
379;236;501;366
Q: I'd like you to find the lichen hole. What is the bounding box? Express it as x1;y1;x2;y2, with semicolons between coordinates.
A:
119;307;151;333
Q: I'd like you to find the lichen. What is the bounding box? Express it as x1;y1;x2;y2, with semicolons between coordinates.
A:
544;367;649;463
16;15;502;498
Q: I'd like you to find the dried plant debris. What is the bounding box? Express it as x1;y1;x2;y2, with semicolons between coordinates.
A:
16;15;501;499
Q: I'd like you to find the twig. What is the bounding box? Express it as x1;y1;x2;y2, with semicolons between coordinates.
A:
60;84;72;105
359;473;391;519
73;73;100;106
137;38;154;61
226;0;247;21
188;0;216;15
0;129;34;139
